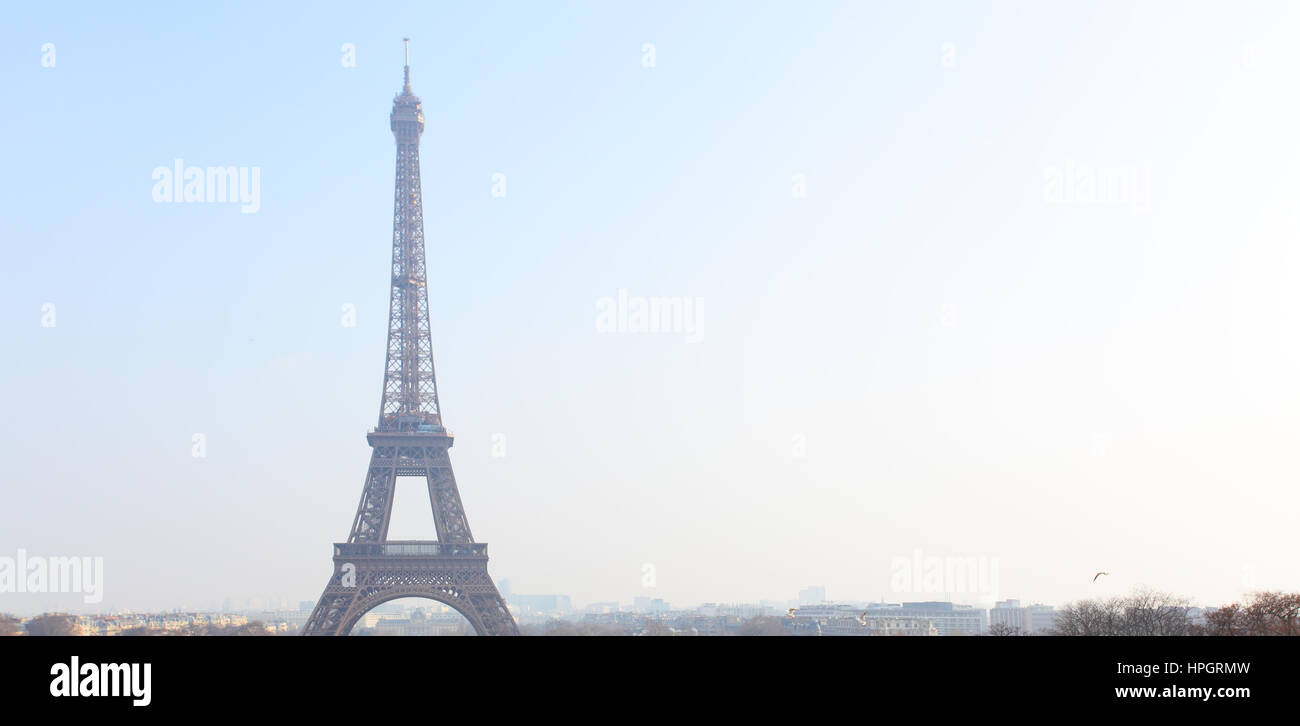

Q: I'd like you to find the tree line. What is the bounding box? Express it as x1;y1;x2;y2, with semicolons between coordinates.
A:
1049;588;1299;636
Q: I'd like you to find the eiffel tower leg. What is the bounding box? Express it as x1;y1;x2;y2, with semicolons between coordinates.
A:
301;573;357;636
465;588;519;636
426;451;472;544
348;448;397;543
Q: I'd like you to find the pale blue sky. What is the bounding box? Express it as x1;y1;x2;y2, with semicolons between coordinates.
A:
3;1;1299;614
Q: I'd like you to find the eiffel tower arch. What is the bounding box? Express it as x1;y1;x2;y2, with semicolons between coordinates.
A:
302;41;518;636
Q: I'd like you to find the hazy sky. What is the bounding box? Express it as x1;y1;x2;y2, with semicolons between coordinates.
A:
3;1;1299;615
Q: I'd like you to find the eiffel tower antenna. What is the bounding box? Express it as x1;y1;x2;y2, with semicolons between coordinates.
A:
302;42;518;637
403;37;411;92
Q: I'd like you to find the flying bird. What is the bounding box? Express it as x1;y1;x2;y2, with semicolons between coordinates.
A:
786;608;796;618
857;611;869;626
1092;572;1109;583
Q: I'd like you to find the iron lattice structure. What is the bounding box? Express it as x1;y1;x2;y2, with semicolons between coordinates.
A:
303;44;518;636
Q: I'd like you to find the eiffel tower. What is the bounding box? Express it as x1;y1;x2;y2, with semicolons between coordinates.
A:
302;41;518;636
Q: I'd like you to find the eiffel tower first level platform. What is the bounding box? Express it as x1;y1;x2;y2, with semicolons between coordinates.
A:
302;41;518;636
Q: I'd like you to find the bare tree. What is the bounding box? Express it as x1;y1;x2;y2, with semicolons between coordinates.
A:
1052;597;1122;636
525;621;628;636
25;614;79;636
1194;592;1300;636
1252;592;1300;636
987;623;1024;636
118;621;271;636
0;614;22;636
639;620;675;636
120;626;175;637
1051;587;1191;636
1119;586;1192;636
736;616;789;636
1199;602;1241;636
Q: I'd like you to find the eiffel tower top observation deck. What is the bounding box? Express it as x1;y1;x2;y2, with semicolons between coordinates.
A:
379;38;441;434
391;38;424;135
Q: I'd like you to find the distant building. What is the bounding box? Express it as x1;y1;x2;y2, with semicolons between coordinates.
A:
990;599;1028;632
582;611;644;630
819;615;937;637
509;594;572;614
990;599;1056;634
1028;604;1057;634
789;604;857;619
866;601;987;636
275;610;311;630
693;602;764;619
787;604;938;636
371;613;469;636
666;614;741;635
633;597;670;614
720;603;767;618
798;586;827;606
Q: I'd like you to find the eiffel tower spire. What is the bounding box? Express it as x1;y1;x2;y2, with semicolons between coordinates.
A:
402;37;411;92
